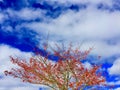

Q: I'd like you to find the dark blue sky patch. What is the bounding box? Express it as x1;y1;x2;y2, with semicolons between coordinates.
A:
32;2;87;18
32;2;52;10
0;27;59;60
69;4;87;11
1;0;120;21
33;2;64;18
0;1;5;10
113;3;120;11
97;3;113;11
0;0;120;12
102;63;113;81
0;0;25;10
0;0;88;19
0;29;39;52
96;2;120;12
112;0;120;11
32;2;66;18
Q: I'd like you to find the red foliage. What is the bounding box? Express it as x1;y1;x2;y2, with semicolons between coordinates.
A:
4;44;106;90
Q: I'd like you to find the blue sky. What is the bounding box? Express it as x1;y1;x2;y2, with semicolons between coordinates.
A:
0;0;120;90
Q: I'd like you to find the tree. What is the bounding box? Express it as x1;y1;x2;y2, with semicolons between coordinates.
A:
4;43;106;90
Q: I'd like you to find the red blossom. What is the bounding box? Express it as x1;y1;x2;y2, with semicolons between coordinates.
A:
4;43;106;90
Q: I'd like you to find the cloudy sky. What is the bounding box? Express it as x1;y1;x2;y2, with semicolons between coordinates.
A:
0;0;120;90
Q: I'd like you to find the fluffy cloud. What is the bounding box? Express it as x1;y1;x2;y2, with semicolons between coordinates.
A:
0;0;120;60
0;76;41;90
0;13;6;23
108;58;120;75
21;6;120;59
25;8;120;40
83;61;92;70
80;41;120;58
5;87;39;90
0;44;32;75
115;88;120;90
108;80;120;85
0;44;54;90
0;77;50;90
0;44;39;90
46;0;112;6
6;8;45;21
1;0;120;60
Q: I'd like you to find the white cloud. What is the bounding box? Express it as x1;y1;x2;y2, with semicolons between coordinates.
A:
47;0;112;6
107;80;120;90
21;6;120;58
16;8;44;20
108;58;120;75
0;76;40;90
0;0;118;60
108;80;120;85
2;87;39;90
1;0;119;60
0;44;51;90
83;61;92;70
0;44;38;89
0;44;32;75
6;8;45;21
0;13;6;23
79;41;120;58
115;88;120;90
